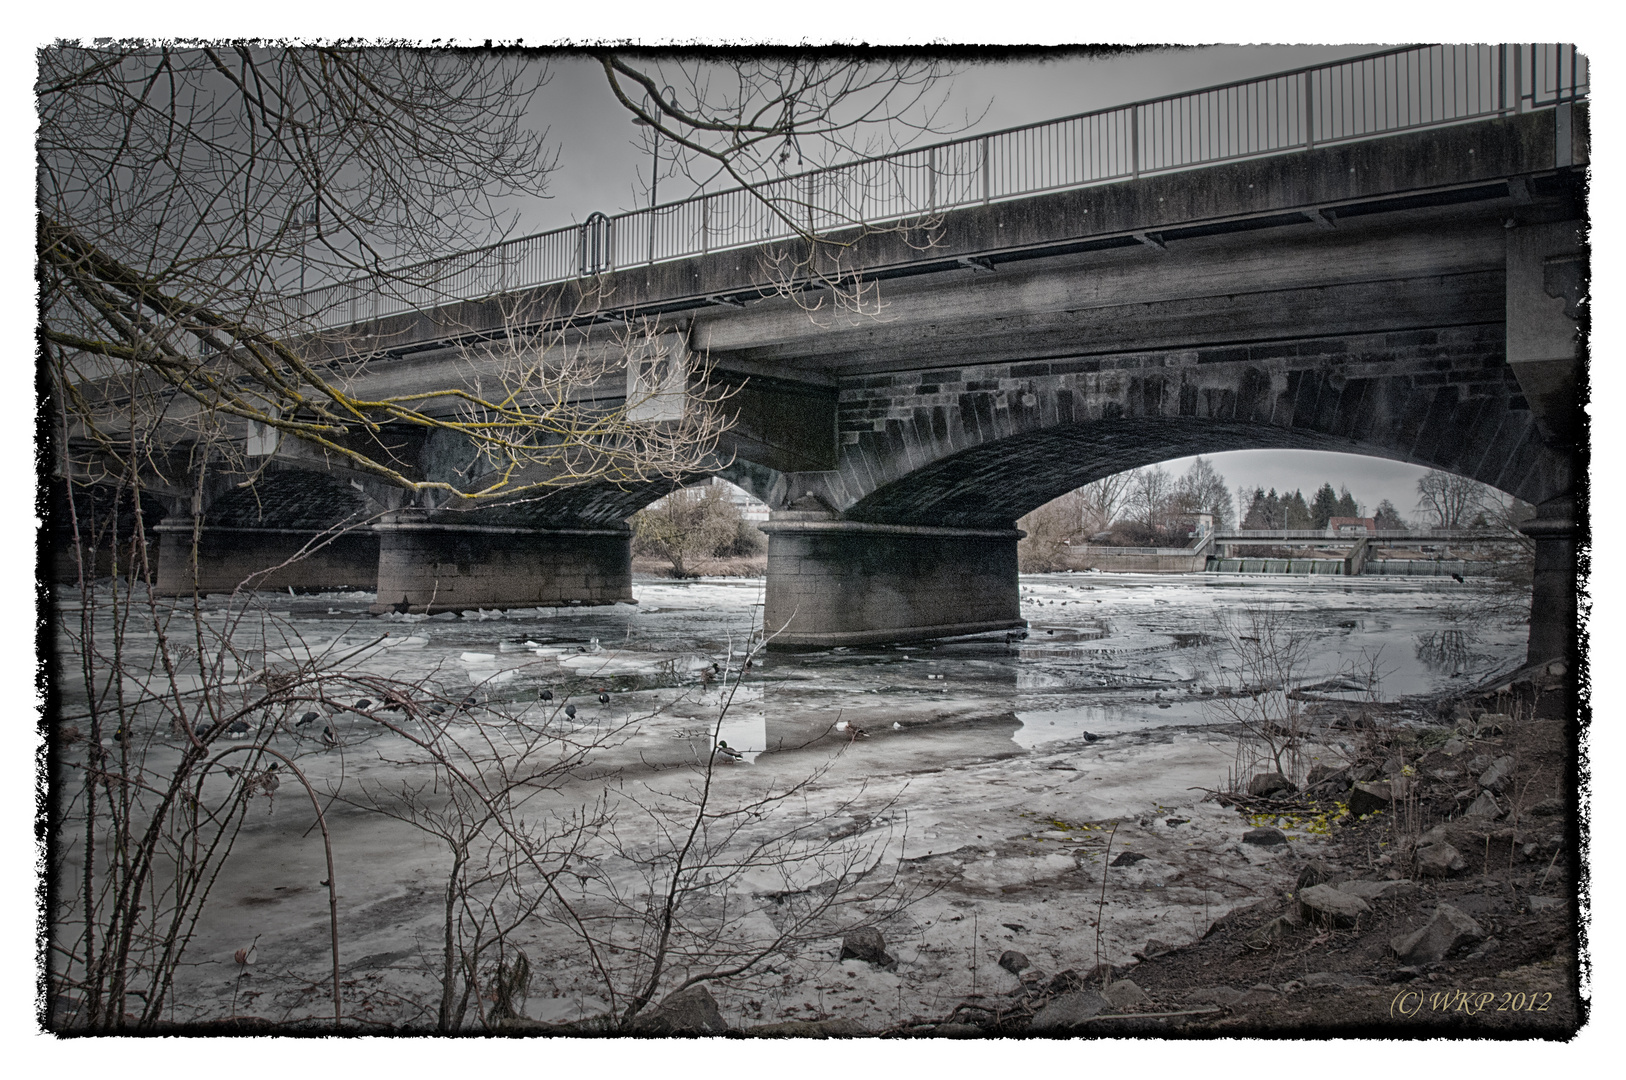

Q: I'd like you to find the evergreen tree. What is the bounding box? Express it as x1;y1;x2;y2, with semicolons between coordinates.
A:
1282;489;1313;529
1335;486;1361;519
1310;482;1340;529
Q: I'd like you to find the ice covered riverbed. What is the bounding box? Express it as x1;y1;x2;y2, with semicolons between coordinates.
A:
50;571;1530;1030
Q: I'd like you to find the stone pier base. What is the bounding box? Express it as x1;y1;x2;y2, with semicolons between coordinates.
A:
370;523;633;614
154;527;380;596
760;514;1025;647
1521;497;1578;667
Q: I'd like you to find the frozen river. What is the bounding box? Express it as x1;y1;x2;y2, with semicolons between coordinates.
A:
50;571;1531;1030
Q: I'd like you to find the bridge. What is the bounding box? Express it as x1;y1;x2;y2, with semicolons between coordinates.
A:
64;44;1587;666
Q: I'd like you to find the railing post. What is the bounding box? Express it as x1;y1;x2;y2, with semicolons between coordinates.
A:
701;199;709;255
1304;73;1316;150
648;208;656;265
928;146;937;215
980;136;990;203
1514;44;1524;113
1131;107;1140;179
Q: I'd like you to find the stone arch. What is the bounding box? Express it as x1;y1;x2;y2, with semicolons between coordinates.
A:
821;335;1570;528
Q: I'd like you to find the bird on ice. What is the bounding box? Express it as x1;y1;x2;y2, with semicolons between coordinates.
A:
540;688;554;702
597;691;611;705
296;712;319;728
564;704;577;720
1450;572;1466;584
714;740;744;761
354;699;372;712
320;726;339;749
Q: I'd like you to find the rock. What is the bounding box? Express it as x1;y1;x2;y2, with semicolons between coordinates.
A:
1110;851;1149;867
1347;782;1392;817
839;926;897;970
1479;713;1510;736
1304;971;1378;988
1142;938;1176;959
1337;879;1419;902
1529;798;1563;816
1464;790;1502;819
1478;755;1515;793
1390;903;1485;965
1297;883;1372;928
1248;772;1295;797
1102;979;1153;1009
1296;859;1332;891
1306;762;1340;786
1441;735;1468;757
1186;986;1243;1007
1028;990;1110;1031
1243;827;1288;846
1527;895;1562;913
1279;980;1306;994
924;1022;981;1037
998;950;1030;975
1353;764;1382;782
1414;843;1467;877
626;985;729;1035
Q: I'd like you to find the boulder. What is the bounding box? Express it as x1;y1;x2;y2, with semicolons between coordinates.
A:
998;950;1030;975
1347;782;1392;817
1441;735;1468;757
1390;903;1484;965
1337;878;1419;902
1478;755;1515;793
1110;850;1149;867
1306;762;1340;786
1296;859;1332;891
1028;990;1110;1031
1463;790;1502;820
1243;827;1288;846
1297;883;1372;928
1248;772;1295;797
839;926;897;971
1414;843;1467;877
626;985;729;1035
1102;979;1153;1009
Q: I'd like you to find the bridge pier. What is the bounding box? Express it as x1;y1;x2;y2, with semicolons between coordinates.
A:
1520;497;1578;668
369;521;633;614
760;514;1025;647
154;527;380;596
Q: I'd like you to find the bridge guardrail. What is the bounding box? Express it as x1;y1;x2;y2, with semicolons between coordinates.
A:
293;43;1586;332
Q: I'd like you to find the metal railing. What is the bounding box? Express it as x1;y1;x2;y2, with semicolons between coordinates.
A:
295;43;1586;331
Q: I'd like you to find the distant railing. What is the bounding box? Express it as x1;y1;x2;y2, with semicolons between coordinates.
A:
1215;528;1519;541
295;43;1587;331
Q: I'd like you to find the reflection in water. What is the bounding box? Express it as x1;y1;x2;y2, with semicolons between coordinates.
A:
1414;628;1481;673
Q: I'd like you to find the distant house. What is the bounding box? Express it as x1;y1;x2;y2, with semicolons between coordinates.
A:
1329;516;1377;534
1188;512;1215;539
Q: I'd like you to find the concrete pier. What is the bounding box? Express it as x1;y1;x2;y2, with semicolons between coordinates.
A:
1521;496;1578;667
369;522;633;614
760;514;1025;647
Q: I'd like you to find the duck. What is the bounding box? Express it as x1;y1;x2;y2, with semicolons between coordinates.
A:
597;691;611;705
1450;572;1466;584
714;740;744;761
540;688;554;702
429;703;447;716
461;694;479;711
296;712;319;728
226;720;251;738
564;704;577;720
354;699;373;712
111;726;132;747
193;722;214;740
320;726;338;749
